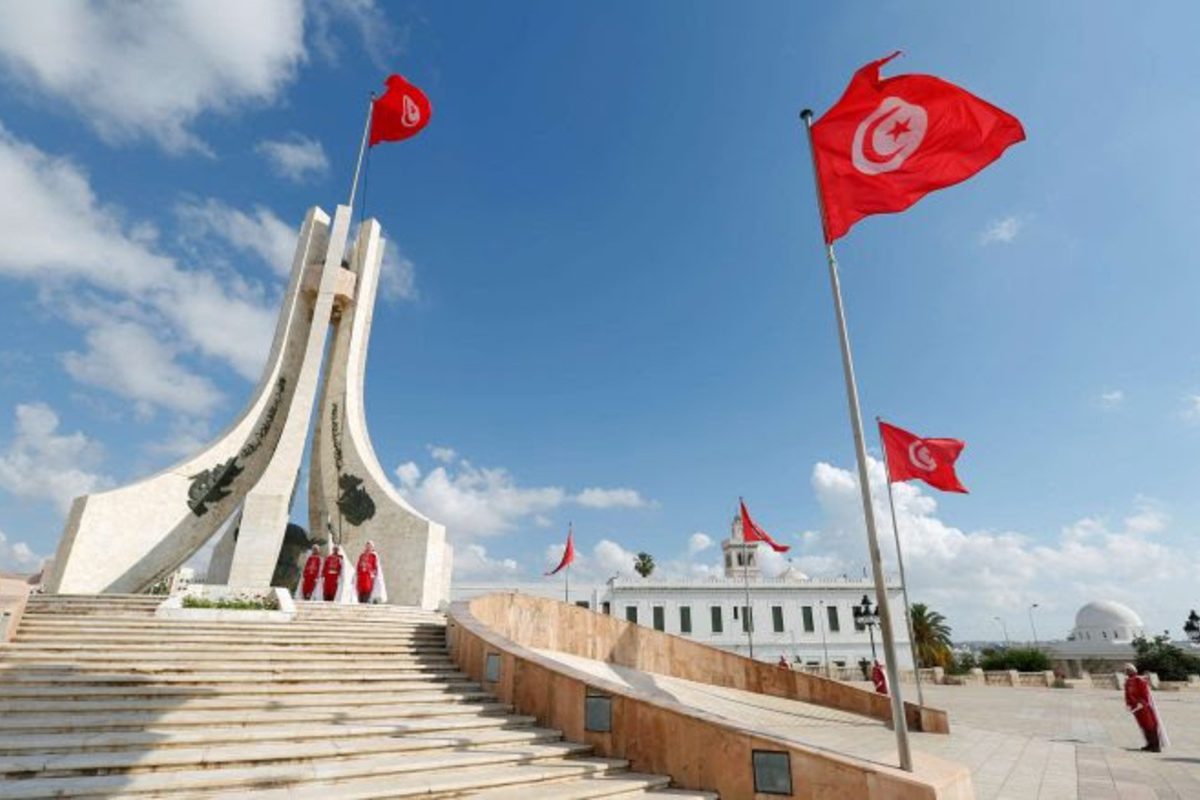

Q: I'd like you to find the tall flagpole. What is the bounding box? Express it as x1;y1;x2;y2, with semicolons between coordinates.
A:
799;109;912;772
347;95;375;211
877;417;925;708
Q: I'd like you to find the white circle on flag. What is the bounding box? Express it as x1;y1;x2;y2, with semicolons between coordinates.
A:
907;440;937;472
851;97;927;175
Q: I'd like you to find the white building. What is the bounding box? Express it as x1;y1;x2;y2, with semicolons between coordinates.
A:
597;521;914;670
1045;600;1150;677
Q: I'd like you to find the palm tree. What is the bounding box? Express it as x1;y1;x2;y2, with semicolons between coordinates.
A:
909;603;953;668
633;552;655;578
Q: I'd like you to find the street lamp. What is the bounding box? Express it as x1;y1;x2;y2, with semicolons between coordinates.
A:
818;600;831;677
1184;610;1200;644
853;593;880;661
993;616;1010;647
1028;603;1040;649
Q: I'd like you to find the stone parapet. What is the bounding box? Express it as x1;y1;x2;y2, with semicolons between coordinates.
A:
448;593;971;800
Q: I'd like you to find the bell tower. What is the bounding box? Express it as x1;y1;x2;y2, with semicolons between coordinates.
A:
722;511;760;579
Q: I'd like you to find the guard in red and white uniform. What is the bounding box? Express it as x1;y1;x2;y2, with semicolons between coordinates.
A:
871;660;890;695
295;544;322;601
1124;664;1169;752
355;541;388;604
321;544;349;602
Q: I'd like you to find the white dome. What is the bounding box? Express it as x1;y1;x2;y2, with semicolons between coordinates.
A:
1070;600;1145;643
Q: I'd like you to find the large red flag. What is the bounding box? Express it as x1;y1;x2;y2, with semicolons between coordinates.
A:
369;75;431;146
879;420;968;493
739;500;790;553
546;528;575;576
810;53;1025;242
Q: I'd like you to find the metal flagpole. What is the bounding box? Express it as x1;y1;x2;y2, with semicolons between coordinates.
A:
565;562;570;604
799;109;913;772
347;95;375;211
877;417;925;708
738;502;754;659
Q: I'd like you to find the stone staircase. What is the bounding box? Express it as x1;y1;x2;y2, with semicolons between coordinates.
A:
0;594;713;799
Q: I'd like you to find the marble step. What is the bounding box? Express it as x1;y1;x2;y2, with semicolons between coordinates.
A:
15;622;447;639
13;627;445;642
467;775;716;799
0;714;539;755
0;724;565;778
0;657;457;673
0;668;471;685
0;648;454;664
0;678;481;700
0;687;494;714
0;700;516;733
0;740;600;799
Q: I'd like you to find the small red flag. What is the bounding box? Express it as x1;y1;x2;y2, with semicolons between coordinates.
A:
739;500;790;553
811;53;1025;242
369;75;431;146
879;420;968;493
546;528;575;576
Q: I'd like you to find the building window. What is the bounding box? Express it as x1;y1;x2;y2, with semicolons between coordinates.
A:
733;606;739;620
771;605;784;633
680;606;692;634
827;605;840;633
736;552;745;566
725;553;732;568
742;606;754;633
752;750;792;795
710;606;723;634
801;606;814;633
575;600;590;609
653;606;665;631
625;605;638;624
601;601;611;615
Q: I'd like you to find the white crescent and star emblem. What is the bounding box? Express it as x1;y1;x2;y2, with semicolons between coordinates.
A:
851;96;927;175
907;440;937;472
401;95;421;127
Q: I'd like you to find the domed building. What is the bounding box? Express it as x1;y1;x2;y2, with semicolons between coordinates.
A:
1047;599;1150;678
1067;600;1146;644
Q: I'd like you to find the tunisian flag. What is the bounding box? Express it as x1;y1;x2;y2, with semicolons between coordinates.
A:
879;420;968;493
546;528;575;576
810;52;1024;242
739;500;790;553
369;75;431;146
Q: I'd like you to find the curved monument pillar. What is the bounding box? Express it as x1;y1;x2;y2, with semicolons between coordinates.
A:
308;220;451;609
46;205;451;606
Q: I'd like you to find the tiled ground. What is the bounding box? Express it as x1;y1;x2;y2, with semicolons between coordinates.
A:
535;649;1200;800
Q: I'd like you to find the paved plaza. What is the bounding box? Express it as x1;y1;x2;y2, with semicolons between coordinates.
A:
535;650;1200;800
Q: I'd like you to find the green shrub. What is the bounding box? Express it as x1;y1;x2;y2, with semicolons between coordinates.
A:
182;594;280;611
946;650;978;675
980;647;1050;672
1133;635;1200;681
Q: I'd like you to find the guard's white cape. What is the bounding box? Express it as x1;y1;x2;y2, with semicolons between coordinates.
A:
365;555;388;604
1147;683;1171;750
333;553;355;604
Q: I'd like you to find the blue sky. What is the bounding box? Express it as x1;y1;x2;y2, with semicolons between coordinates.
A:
0;1;1196;640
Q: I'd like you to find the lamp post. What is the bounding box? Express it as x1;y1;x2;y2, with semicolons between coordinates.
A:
1185;610;1200;645
1028;603;1040;648
818;600;831;677
993;616;1010;647
854;593;880;661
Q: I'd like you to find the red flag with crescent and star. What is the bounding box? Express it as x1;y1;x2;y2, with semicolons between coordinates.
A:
879;420;968;493
739;500;790;553
369;74;431;146
810;52;1025;242
546;527;575;576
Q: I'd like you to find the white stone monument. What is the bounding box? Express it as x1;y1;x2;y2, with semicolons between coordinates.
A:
43;206;452;609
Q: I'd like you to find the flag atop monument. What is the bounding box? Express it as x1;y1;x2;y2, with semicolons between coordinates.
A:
809;52;1025;242
879;420;968;493
369;74;432;146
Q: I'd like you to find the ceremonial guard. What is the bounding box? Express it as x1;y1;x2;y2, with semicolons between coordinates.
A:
871;660;890;695
295;544;322;601
1124;664;1168;752
355;541;388;604
321;544;350;602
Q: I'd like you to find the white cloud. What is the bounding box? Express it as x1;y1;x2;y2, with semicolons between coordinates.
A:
575;487;650;509
378;240;418;302
256;134;330;183
427;445;457;464
393;451;649;541
1099;389;1124;409
0;123;278;408
308;0;404;69
802;456;1194;639
0;403;110;512
0;1;307;153
979;215;1024;245
453;543;519;580
176;198;297;277
687;532;714;555
62;320;224;417
593;539;639;577
0;529;43;573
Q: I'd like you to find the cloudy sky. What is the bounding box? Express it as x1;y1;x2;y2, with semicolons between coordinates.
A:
0;1;1196;640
